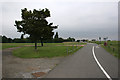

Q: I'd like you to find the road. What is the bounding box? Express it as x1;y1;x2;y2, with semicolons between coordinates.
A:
45;43;118;79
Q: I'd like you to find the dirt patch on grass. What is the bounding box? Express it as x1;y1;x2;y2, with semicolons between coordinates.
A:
2;47;21;54
3;47;21;51
62;42;75;43
24;45;42;47
57;45;85;47
32;72;46;77
64;45;85;47
24;45;35;47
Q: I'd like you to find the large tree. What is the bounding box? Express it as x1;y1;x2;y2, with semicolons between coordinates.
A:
15;8;58;49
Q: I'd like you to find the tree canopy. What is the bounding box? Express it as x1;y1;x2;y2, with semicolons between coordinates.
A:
14;8;58;49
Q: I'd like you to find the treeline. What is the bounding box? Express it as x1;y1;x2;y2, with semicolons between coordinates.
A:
0;35;75;43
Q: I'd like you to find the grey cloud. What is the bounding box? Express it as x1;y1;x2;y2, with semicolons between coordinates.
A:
1;1;118;40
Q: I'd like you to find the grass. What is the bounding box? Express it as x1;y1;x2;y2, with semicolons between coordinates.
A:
101;41;119;58
1;42;86;58
13;46;83;58
93;41;119;58
2;43;63;49
13;43;85;58
2;42;86;49
0;43;1;50
2;43;34;49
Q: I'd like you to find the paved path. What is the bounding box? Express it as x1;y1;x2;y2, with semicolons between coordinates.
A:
46;43;118;79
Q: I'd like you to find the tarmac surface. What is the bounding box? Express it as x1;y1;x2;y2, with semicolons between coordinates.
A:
45;43;118;79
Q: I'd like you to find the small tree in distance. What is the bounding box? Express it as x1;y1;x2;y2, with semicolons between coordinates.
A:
54;32;59;39
15;8;58;49
103;37;108;41
99;37;101;44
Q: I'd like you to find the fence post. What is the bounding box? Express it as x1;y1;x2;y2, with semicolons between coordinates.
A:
72;44;74;51
76;44;77;49
67;46;68;55
113;47;115;52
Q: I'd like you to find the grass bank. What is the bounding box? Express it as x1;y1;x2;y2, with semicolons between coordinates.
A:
93;41;119;58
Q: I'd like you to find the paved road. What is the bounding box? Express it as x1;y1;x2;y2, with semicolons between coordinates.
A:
45;43;118;79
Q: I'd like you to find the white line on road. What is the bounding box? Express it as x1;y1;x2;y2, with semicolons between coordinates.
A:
92;46;112;80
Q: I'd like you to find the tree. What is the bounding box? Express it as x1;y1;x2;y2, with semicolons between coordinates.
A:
66;37;75;42
91;39;96;42
53;38;64;43
15;8;58;49
8;38;13;43
76;40;80;42
103;37;108;41
21;34;24;39
81;39;86;42
2;36;8;43
0;35;2;43
54;32;59;39
99;37;101;44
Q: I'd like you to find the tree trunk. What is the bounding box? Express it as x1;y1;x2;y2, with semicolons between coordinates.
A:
35;41;37;50
41;39;43;47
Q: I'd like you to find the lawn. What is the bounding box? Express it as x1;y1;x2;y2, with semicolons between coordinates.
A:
2;42;85;49
2;42;86;58
13;46;82;58
2;43;34;49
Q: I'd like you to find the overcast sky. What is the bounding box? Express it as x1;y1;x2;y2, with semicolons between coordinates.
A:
0;0;119;40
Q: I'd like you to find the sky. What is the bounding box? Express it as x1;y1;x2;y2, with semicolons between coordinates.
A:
0;0;119;40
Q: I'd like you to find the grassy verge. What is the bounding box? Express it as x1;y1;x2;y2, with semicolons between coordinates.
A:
13;45;84;58
92;41;119;58
101;45;119;58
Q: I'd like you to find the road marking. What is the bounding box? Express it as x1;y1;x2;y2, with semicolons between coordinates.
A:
92;46;112;80
96;46;99;48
